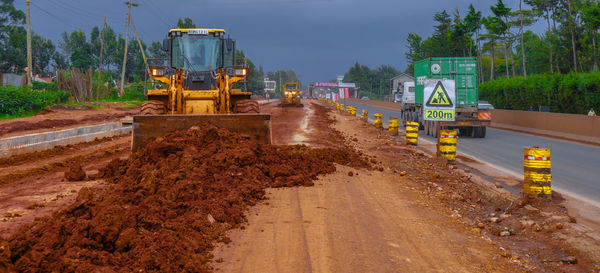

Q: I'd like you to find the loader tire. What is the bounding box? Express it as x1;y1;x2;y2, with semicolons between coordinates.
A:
140;100;166;115
234;99;260;113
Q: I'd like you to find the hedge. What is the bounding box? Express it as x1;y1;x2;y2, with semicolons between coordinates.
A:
0;85;70;116
479;72;600;114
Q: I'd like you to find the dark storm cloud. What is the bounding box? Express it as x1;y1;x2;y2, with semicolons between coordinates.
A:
18;0;543;82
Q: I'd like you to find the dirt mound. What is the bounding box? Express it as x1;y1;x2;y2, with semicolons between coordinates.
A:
64;163;86;181
2;123;368;272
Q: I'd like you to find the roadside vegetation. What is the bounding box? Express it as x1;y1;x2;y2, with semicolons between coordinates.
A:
0;81;145;120
480;71;600;114
400;0;600;113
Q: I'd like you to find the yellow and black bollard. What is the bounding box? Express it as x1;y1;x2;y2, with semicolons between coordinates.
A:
523;147;552;197
340;104;345;112
439;130;457;162
389;117;399;136
351;107;357;116
374;113;383;129
346;105;352;114
405;121;419;145
361;110;369;122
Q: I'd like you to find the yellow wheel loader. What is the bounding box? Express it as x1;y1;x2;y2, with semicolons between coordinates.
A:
278;82;303;107
133;28;271;151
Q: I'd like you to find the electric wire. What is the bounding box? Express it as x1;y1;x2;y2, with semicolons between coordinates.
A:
138;0;171;28
30;1;80;29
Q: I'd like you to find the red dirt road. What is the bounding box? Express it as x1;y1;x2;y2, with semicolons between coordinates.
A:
0;100;596;272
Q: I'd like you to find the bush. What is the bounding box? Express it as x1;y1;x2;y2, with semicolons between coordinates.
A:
480;72;600;114
102;82;147;102
32;81;59;92
0;85;71;116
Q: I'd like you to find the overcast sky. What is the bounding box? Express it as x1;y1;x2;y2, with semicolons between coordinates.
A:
16;0;543;83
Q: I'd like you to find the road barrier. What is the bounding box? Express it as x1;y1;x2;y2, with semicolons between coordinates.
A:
340;104;345;112
523;147;552;197
389;117;399;136
406;121;419;145
439;130;457;162
0;122;131;158
361;110;368;122
491;109;600;145
350;106;357;116
374;113;383;129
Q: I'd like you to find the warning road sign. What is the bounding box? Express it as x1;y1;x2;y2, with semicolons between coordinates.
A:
426;81;453;107
423;79;456;121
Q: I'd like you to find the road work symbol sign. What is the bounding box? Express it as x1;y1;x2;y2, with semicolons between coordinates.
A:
423;79;456;121
426;81;453;107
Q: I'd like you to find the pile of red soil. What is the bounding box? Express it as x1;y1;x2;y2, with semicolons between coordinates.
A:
1;123;368;272
64;163;86;181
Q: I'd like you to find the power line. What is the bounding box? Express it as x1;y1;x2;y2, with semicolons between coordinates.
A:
138;0;170;28
30;2;80;29
46;0;126;25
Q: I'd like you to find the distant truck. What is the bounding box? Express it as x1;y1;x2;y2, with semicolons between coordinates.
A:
393;81;414;104
401;57;491;138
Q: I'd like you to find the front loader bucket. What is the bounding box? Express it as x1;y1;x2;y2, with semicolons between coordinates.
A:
132;114;271;152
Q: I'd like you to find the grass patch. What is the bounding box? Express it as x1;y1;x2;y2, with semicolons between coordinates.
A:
60;101;104;109
116;101;144;109
0;110;39;121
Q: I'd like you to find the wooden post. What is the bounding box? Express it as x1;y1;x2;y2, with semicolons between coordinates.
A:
130;18;149;76
436;122;442;157
97;16;106;101
120;0;132;96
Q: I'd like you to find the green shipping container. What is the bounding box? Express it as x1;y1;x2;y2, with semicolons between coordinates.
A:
414;57;478;108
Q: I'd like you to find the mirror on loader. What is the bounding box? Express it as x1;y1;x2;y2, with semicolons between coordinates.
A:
162;38;170;52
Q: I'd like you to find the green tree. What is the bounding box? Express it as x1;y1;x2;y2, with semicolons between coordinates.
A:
481;16;506;80
0;0;26;73
405;33;423;74
582;0;600;70
491;0;512;77
31;33;56;75
177;18;196;28
149;41;168;59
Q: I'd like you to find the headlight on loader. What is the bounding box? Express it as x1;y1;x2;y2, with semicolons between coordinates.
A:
234;68;247;77
151;68;165;77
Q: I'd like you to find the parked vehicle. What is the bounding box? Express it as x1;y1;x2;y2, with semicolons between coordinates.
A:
478;100;494;109
402;57;491;138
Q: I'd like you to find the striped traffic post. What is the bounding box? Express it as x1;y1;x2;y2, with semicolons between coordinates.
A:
405;121;419;145
523;147;552;197
361;110;368;122
439;130;457;162
389;117;399;136
374;113;383;129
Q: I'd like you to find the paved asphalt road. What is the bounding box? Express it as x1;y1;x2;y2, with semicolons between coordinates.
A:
340;100;600;205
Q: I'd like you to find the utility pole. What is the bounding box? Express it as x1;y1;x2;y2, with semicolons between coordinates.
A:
97;16;106;101
26;0;32;86
130;17;149;94
120;0;138;96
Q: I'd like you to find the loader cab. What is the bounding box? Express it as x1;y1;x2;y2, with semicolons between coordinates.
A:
284;83;298;98
163;29;237;90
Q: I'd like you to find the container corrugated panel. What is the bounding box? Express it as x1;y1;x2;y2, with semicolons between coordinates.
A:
414;57;478;108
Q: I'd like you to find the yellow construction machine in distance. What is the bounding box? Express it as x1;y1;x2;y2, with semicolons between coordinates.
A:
133;28;271;151
279;82;302;107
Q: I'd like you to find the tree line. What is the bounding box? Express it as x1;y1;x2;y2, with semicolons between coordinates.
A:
341;62;400;100
405;0;600;81
0;1;298;99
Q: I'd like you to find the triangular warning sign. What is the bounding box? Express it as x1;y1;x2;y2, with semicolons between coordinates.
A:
426;81;453;107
